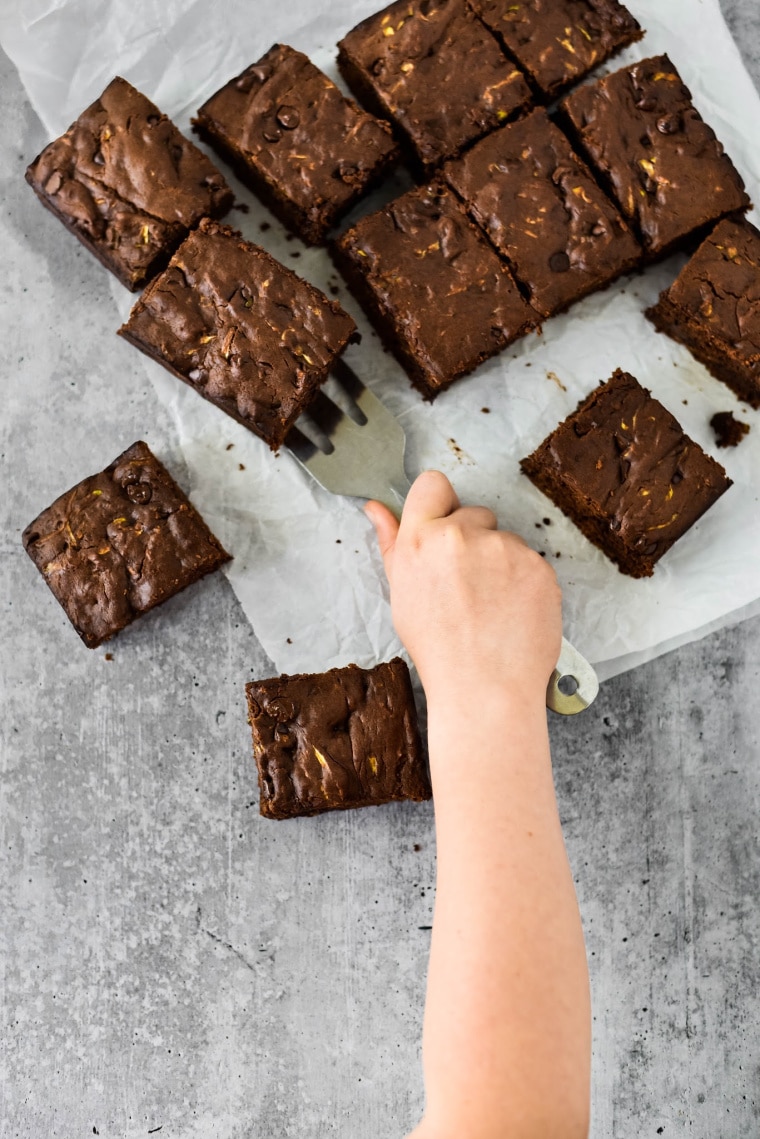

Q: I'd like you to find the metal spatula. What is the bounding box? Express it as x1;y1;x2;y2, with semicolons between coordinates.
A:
287;360;599;715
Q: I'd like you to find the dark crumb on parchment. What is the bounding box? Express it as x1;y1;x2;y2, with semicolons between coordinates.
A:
238;463;246;470
711;411;750;448
104;653;113;661
481;406;490;413
226;442;234;450
286;637;292;644
543;517;551;525
330;285;340;296
233;201;250;213
260;221;271;232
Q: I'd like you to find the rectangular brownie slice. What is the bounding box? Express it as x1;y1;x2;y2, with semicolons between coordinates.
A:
193;44;400;245
246;658;430;819
520;369;732;578
337;0;533;175
646;216;760;409
118;219;358;450
22;441;230;648
25;76;233;291
332;182;536;399
468;0;643;101
558;55;750;258
442;107;642;320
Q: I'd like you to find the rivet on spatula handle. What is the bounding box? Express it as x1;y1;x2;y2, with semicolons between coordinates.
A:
547;637;599;715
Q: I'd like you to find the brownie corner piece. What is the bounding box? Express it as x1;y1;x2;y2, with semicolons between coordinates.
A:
332;181;536;399
25;76;233;291
118;218;358;449
470;0;643;101
193;43;400;245
246;657;430;820
22;440;230;648
646;216;760;409
558;55;749;258
520;369;732;577
337;0;532;173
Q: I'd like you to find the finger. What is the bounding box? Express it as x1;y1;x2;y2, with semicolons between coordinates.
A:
402;470;460;527
451;505;498;531
364;500;400;568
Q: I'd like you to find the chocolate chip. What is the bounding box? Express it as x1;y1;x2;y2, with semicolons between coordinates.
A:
126;482;152;504
44;170;63;195
657;113;682;134
276;104;300;130
146;113;161;126
609;518;622;532
188;367;206;383
590;223;606;237
635;96;657;113
672;469;684;484
263;126;282;144
644;542;659;556
248;698;262;717
549;251;571;273
236;65;269;93
439;216;464;262
92;150;105;166
371;58;385;76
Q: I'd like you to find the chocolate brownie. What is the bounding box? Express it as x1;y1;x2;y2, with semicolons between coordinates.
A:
520;369;732;578
193;44;400;245
337;0;533;175
246;658;430;819
559;55;750;258
332;182;536;399
443;108;641;319
22;441;230;648
118;219;358;449
646;217;760;409
25;77;233;291
711;411;750;448
468;0;643;101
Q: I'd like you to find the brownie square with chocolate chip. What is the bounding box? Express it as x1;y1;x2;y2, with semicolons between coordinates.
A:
468;0;643;101
559;55;750;258
332;181;536;399
646;216;760;409
443;107;642;320
520;369;732;578
337;0;533;175
246;658;430;820
193;44;400;245
25;76;233;291
22;441;230;648
118;219;358;449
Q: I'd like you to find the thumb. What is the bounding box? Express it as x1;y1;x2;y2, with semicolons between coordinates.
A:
364;500;400;572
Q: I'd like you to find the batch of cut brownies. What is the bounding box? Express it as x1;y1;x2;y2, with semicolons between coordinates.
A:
21;0;759;819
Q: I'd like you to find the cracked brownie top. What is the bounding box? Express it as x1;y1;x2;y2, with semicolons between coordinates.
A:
443;107;641;319
118;219;358;449
559;55;750;257
22;441;230;647
246;658;430;819
25;76;233;290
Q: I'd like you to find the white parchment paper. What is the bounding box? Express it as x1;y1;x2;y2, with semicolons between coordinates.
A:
3;0;759;682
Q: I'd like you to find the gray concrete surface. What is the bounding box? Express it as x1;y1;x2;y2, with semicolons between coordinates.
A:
2;4;760;1135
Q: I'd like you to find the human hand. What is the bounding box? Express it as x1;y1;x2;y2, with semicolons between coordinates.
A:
365;470;562;706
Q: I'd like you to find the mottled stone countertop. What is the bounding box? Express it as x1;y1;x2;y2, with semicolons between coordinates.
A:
2;3;759;1136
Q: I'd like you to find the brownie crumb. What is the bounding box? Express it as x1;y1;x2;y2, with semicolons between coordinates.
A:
711;411;750;448
413;843;421;852
238;463;246;470
259;221;271;231
232;200;250;213
329;285;340;296
226;442;234;450
104;653;113;661
286;637;292;644
481;407;490;413
543;517;551;525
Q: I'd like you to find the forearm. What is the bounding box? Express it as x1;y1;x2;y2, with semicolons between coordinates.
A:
417;689;591;1139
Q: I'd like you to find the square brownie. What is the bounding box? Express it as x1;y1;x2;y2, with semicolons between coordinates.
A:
442;107;641;320
246;658;430;820
118;219;358;449
520;369;732;578
558;55;750;258
468;0;643;101
332;181;536;399
337;0;533;175
22;441;230;648
646;217;760;409
193;44;400;245
25;76;233;291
